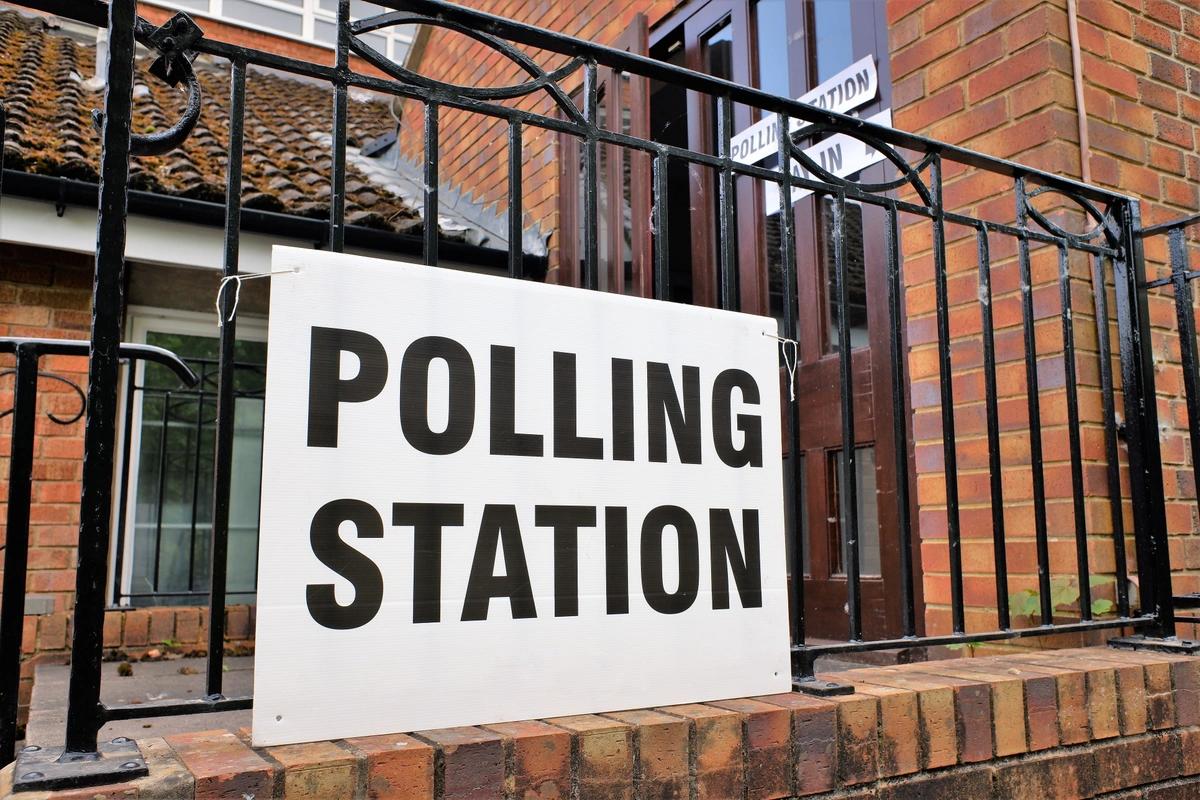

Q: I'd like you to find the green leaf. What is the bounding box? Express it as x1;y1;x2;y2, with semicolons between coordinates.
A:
1091;598;1115;616
1009;588;1041;619
1050;578;1080;609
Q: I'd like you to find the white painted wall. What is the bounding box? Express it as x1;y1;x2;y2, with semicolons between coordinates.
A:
0;196;488;275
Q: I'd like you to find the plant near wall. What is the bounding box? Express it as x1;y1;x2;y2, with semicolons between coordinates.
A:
1009;575;1116;622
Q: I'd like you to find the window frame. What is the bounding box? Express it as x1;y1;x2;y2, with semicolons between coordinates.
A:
143;0;415;63
110;305;268;608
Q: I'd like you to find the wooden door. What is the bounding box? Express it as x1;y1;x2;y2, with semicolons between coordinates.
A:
647;0;918;641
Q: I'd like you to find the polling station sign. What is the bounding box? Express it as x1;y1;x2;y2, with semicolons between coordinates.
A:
252;247;791;746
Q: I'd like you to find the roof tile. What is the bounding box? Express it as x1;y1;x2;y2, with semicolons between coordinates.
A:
0;9;451;240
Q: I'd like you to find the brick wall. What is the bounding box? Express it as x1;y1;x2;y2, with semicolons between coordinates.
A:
7;647;1200;799
890;0;1103;637
0;243;253;728
0;243;92;615
396;0;678;283
1071;0;1200;607
889;0;1200;638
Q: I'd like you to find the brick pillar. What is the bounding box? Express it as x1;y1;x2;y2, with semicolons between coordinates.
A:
1072;1;1200;632
888;0;1129;637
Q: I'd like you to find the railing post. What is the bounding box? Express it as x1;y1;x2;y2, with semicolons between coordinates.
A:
1110;199;1196;653
60;0;138;758
4;10;157;797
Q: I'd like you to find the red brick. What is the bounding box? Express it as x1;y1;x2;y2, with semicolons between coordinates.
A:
906;666;994;762
174;608;202;645
606;710;688;799
122;609;150;648
708;698;790;799
893;24;963;80
963;0;1040;42
344;732;434;800
168;729;275;800
825;692;879;785
267;740;357;800
913;663;1027;757
876;764;993;800
967;40;1072;103
1091;731;1183;794
148;608;175;645
838;682;919;777
1134;15;1175;53
35;613;66;651
483;720;570;800
226;605;252;640
546;715;632;800
416;727;504;800
1157;113;1196;148
103;611;122;649
992;748;1094;799
995;658;1089;744
757;692;838;795
1091;650;1178;729
657;704;744;800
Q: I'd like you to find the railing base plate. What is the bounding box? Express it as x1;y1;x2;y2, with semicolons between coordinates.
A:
793;677;855;696
12;738;147;793
1108;635;1200;655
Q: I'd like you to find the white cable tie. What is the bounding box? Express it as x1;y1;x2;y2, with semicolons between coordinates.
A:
216;268;299;327
762;331;799;402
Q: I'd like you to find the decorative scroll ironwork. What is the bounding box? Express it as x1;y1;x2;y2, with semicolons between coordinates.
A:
0;369;85;424
351;12;586;125
785;122;936;207
90;13;204;157
1022;183;1123;246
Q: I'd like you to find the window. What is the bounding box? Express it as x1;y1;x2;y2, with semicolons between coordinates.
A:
146;0;412;63
829;446;881;577
113;310;267;606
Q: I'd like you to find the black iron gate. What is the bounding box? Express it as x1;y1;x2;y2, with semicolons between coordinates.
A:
0;0;1198;790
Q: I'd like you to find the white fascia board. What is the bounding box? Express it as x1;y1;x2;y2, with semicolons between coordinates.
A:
0;195;275;272
0;196;464;273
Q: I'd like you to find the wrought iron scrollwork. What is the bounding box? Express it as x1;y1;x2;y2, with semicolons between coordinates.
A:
785;120;936;207
91;12;204;157
349;11;586;125
1021;183;1122;247
0;369;85;424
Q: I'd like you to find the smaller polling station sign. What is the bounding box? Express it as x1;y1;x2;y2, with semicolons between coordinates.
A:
252;247;792;746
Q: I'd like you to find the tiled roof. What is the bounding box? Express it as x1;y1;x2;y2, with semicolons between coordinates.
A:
0;9;450;238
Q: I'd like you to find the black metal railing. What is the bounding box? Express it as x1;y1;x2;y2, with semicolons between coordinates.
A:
0;0;1196;788
0;338;197;775
1141;213;1200;625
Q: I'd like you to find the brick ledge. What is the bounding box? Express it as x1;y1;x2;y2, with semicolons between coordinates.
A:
3;646;1200;798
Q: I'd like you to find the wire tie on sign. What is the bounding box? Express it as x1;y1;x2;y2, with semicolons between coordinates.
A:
762;331;799;402
215;268;299;326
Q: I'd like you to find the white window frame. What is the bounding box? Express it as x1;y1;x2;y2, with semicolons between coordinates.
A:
144;0;415;64
110;306;268;607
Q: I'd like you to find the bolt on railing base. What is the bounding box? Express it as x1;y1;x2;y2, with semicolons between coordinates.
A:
1108;634;1200;655
793;676;855;697
12;738;147;793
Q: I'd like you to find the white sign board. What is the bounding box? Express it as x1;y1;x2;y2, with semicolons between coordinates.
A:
252;247;791;746
764;108;893;216
730;55;878;166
